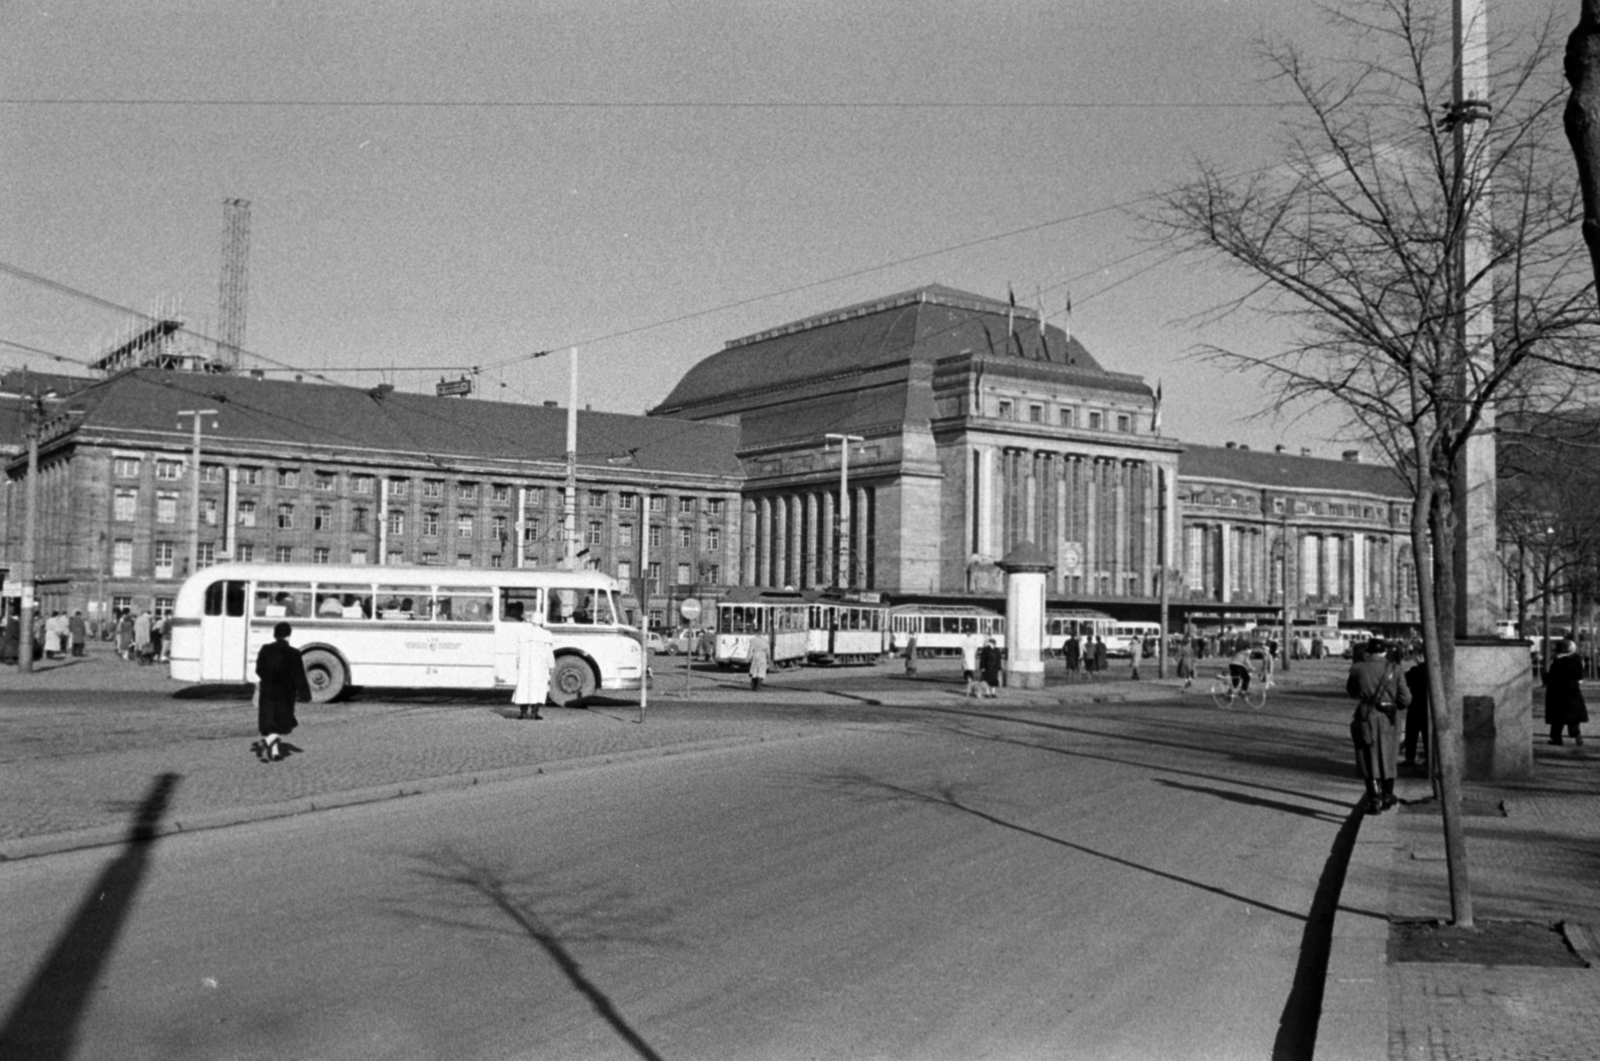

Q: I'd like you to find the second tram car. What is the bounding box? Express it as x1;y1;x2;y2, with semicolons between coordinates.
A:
888;604;1005;655
714;589;809;669
1044;609;1115;655
805;597;892;664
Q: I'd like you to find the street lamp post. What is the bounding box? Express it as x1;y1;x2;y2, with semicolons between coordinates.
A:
825;433;863;589
177;409;219;576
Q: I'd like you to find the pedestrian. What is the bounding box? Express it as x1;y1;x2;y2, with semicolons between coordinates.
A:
133;610;153;665
1178;637;1195;691
978;637;1002;698
748;632;770;691
115;611;133;660
0;614;19;664
960;630;981;697
511;605;556;720
254;621;310;762
904;633;919;679
159;613;173;662
69;611;87;658
1347;640;1410;813
698;628;715;662
1544;639;1589;746
1063;633;1080;681
1129;635;1143;680
1402;654;1430;765
1092;636;1107;675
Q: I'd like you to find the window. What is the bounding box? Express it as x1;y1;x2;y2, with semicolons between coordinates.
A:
706;498;725;517
155;597;175;620
422;479;443;498
706;527;721;551
588;490;606;508
422;551;439;565
456;553;473;567
586;520;603;545
618;523;634;547
491;515;507;541
619;493;638;512
201;464;224;483
648;496;665;514
421;510;440;536
1364;506;1375;519
113;456;141;478
154;541;175;578
314;471;336;491
387;551;404;566
524;517;541;542
678;497;695;515
1059;408;1075;428
457;514;475;538
1273;498;1286;514
275;546;293;563
351;548;369;565
388;478;409;498
156;459;183;481
1115;414;1132;433
236;543;255;562
277;503;295;529
1088;411;1104;430
997;399;1014;419
617;560;633;582
277;469;299;488
648;525;662;548
527;486;544;505
677;526;693;549
647;561;662;590
457;482;477;501
676;562;692;585
387;510;405;535
113;488;137;521
201;498;218;526
1029;404;1043;423
112;594;133;617
489;554;503;568
156;491;178;524
238;466;261;486
313;547;331;565
196;542;216;569
352;507;369;533
314;505;332;531
704;563;721;584
352;475;374;495
491;484;509;503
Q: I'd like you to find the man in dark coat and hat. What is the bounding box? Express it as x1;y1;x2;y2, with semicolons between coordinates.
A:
1545;639;1589;746
255;621;310;762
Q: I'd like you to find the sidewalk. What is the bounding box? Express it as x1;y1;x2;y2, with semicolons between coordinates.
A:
1318;695;1600;1061
0;649;1175;860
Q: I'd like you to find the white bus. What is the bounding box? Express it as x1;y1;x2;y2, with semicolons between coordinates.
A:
168;562;645;705
1102;621;1161;658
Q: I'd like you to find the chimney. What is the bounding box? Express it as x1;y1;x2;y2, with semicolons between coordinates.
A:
1300;447;1311;457
1225;441;1237;449
1342;449;1361;463
1239;444;1250;451
543;400;558;407
1274;444;1286;454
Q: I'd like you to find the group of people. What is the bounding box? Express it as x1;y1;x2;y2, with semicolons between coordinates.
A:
1059;635;1109;679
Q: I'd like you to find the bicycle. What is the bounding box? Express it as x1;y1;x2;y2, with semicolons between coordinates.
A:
1209;668;1267;710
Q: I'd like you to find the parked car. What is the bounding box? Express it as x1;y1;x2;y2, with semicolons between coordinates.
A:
645;630;666;653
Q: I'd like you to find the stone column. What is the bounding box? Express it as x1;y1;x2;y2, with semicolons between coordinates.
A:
741;499;757;586
803;491;819;588
853;486;870;588
1219;522;1233;604
787;495;802;589
1083;460;1100;596
1352;531;1367;620
820;490;835;586
772;495;788;588
757;496;772;588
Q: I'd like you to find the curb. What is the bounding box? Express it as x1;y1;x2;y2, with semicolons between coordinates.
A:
0;728;822;863
1314;804;1397;1061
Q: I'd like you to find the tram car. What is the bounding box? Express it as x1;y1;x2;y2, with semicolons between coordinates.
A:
1044;608;1115;655
888;604;1005;656
714;588;809;669
805;596;892;665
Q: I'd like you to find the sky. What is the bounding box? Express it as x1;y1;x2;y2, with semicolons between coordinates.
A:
0;1;1560;456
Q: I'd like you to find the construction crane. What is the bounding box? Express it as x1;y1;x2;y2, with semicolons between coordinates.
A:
216;198;250;371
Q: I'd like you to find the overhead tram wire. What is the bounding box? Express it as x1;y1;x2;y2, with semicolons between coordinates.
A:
0;96;1299;112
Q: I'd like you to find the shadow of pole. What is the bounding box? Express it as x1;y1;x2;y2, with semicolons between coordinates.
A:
0;772;181;1061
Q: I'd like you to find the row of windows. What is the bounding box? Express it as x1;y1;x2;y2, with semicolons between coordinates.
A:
1189;490;1400;522
993;399;1136;434
112;457;730;517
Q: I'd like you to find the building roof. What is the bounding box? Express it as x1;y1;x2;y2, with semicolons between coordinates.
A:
21;368;744;479
1179;442;1409;498
651;284;1140;419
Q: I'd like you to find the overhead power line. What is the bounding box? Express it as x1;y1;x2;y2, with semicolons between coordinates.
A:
0;97;1296;111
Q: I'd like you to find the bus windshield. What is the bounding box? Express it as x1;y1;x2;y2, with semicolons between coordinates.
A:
547;586;617;625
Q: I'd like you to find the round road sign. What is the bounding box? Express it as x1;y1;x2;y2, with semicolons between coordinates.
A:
679;598;702;622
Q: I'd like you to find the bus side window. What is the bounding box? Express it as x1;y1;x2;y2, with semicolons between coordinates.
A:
225;581;246;617
204;581;224;617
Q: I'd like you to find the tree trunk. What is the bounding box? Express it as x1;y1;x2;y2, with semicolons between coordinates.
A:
1566;0;1600;303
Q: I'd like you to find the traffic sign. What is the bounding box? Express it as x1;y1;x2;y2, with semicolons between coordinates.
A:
679;598;701;622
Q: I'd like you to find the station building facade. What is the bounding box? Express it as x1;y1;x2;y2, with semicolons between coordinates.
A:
3;283;1420;630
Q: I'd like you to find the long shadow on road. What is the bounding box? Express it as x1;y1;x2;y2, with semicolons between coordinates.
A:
0;772;180;1061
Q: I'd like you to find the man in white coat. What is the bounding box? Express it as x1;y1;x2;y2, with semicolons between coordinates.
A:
513;609;557;720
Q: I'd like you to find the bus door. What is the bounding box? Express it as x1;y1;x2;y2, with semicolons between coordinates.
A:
200;579;249;681
494;587;546;685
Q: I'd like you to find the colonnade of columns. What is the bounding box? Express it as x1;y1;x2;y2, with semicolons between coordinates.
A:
740;486;873;589
975;447;1159;598
1184;522;1403;619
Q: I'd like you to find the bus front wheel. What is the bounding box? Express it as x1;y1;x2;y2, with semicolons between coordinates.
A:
301;649;347;703
549;656;597;706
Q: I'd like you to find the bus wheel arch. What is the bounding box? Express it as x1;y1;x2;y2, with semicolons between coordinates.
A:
549;652;598;706
300;646;349;703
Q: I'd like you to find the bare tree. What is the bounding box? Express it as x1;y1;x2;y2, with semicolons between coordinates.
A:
1147;0;1600;925
1565;1;1600;297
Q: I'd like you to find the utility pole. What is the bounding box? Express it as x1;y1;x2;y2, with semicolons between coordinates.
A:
177;409;219;576
1280;505;1292;674
16;395;43;673
1158;467;1169;679
563;347;579;571
825;433;863;589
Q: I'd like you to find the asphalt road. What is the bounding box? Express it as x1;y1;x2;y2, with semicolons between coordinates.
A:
0;676;1364;1061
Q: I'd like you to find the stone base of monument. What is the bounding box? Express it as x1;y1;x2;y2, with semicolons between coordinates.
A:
1455;637;1533;781
1004;662;1045;690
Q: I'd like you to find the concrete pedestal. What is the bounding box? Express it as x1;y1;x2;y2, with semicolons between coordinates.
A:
1455;638;1533;781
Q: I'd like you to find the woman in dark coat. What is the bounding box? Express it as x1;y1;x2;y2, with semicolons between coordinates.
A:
1347;642;1410;813
1545;640;1589;746
255;621;310;762
978;638;1002;699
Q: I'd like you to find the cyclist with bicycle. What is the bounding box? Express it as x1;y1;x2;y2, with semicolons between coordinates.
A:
1228;645;1257;698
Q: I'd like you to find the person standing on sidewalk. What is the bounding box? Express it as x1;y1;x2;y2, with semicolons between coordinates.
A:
1129;635;1143;680
510;604;555;721
1063;632;1080;681
748;632;770;691
904;634;919;679
978;637;1002;698
1092;636;1107;675
68;611;87;658
1402;653;1430;766
133;610;153;665
960;630;981;697
1178;636;1196;691
1544;639;1588;746
1347;641;1410;813
255;621;310;762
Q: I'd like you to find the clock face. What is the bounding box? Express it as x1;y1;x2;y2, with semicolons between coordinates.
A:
1061;544;1082;570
